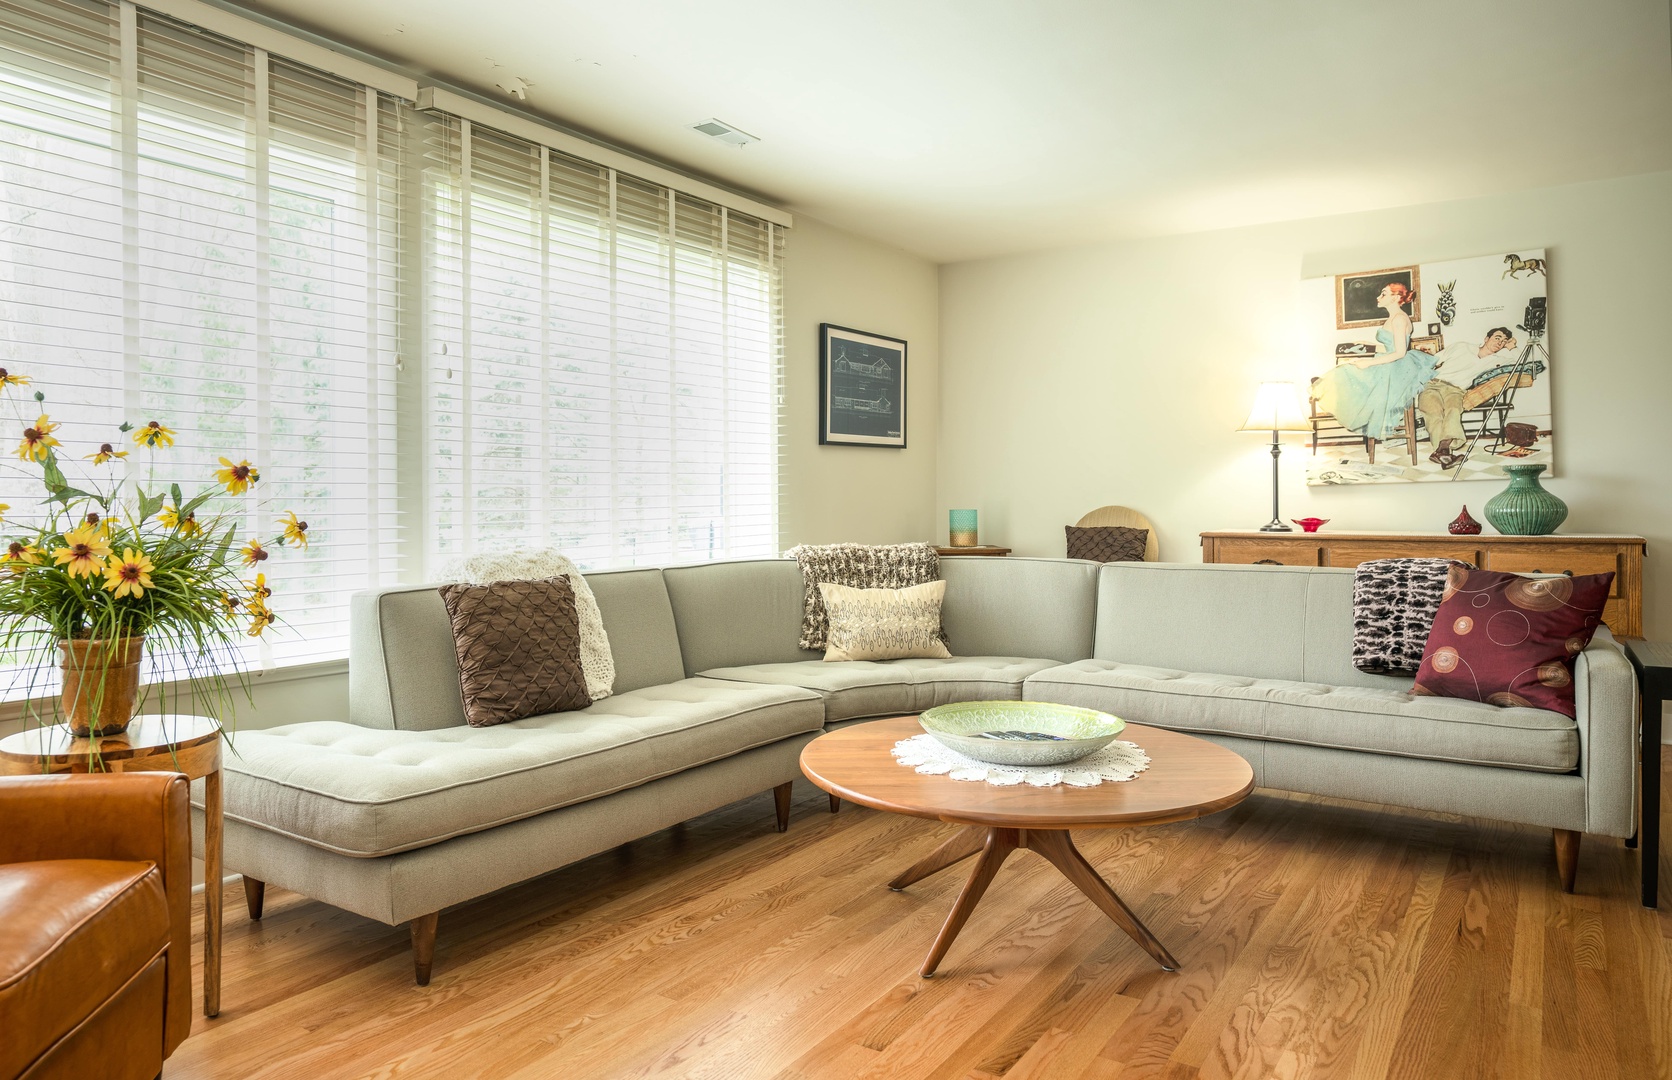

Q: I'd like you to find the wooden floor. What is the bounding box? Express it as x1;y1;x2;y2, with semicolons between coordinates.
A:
171;765;1672;1080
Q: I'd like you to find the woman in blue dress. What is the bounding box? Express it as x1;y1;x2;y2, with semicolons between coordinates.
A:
1313;282;1438;443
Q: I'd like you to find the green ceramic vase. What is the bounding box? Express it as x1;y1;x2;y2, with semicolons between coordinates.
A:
1483;463;1567;536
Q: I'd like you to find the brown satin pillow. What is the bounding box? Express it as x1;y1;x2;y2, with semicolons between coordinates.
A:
438;576;591;727
1065;525;1148;563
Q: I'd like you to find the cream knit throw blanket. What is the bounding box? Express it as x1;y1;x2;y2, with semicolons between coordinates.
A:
434;549;615;701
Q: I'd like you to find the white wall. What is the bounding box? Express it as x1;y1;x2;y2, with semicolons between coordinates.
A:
781;215;940;546
938;170;1672;640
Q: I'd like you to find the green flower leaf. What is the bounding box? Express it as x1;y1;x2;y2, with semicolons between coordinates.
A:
136;487;164;522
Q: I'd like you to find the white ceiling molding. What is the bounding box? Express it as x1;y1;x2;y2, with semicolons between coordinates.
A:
417;86;792;228
140;0;418;98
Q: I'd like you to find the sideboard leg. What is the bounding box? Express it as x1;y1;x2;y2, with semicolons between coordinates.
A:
411;912;439;986
773;781;793;833
1553;829;1581;894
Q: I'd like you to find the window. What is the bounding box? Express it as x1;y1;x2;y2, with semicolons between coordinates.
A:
0;0;404;667
0;0;785;680
420;115;782;572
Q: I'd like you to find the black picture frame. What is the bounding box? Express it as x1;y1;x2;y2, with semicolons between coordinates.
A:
819;323;907;447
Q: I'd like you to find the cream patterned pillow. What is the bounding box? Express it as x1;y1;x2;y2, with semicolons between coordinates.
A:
818;581;952;662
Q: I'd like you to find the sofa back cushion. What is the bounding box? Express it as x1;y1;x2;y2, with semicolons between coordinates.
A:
1094;562;1416;690
349;569;688;730
581;569;688;693
663;559;818;675
350;585;469;730
939;557;1099;663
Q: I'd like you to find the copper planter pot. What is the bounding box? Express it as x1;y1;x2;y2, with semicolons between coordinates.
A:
58;636;144;737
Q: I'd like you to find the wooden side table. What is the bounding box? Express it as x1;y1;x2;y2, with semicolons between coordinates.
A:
935;546;1011;557
1623;641;1668;909
0;714;225;1016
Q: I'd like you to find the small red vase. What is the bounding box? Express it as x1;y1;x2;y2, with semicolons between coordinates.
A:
1448;506;1483;535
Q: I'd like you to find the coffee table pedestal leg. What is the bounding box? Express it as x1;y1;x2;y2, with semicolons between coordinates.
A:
895;826;1179;978
887;825;988;892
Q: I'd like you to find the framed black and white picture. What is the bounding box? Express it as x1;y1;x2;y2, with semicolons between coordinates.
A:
819;323;907;447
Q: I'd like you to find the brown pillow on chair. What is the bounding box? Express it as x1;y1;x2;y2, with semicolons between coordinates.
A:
438;576;592;727
1065;525;1148;563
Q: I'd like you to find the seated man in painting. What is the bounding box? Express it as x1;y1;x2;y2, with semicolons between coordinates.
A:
1418;326;1517;469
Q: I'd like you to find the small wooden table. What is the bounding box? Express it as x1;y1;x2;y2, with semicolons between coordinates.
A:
800;717;1254;977
935;545;1011;557
0;715;225;1017
1623;641;1668;908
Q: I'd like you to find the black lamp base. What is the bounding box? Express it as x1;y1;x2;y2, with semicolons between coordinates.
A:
1259;521;1294;533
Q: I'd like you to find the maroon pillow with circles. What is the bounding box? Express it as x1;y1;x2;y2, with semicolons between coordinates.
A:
1412;566;1614;719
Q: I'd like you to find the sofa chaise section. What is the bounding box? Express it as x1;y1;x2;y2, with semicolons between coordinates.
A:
216;567;824;984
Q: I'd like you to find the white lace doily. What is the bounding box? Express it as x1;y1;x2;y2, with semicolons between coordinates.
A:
891;733;1150;787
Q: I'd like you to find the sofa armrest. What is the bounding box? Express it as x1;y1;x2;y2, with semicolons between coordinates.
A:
0;773;193;1054
1572;629;1640;837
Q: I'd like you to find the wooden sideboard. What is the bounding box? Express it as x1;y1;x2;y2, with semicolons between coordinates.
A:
1200;531;1647;638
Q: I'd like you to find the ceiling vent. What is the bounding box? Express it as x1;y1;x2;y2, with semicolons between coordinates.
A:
690;118;759;148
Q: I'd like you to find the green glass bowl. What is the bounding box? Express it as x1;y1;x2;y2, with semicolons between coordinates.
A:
917;701;1126;767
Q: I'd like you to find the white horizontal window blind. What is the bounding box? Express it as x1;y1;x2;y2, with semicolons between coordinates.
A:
420;113;782;571
0;0;784;683
0;0;405;669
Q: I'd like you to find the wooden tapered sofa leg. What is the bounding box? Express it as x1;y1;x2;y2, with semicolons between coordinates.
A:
829;794;841;814
773;781;793;833
411;912;440;986
1553;829;1580;893
242;875;266;921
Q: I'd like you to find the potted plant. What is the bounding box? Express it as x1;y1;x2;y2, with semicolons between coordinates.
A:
0;375;307;736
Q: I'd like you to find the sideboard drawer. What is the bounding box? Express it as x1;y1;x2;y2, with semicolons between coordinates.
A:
1211;539;1322;566
1323;541;1484;568
1483;547;1623;597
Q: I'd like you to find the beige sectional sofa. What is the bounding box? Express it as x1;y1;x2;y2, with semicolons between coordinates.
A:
205;557;1639;983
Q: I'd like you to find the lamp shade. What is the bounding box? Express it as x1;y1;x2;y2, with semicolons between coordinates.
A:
1237;381;1310;433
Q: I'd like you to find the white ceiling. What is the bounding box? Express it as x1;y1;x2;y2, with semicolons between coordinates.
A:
248;0;1672;262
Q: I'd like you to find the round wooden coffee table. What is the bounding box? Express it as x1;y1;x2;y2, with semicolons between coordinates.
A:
799;716;1254;977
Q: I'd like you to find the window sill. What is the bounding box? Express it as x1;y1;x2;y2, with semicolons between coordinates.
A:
0;657;349;722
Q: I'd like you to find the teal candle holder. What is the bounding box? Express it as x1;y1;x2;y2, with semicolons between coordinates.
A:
948;509;978;547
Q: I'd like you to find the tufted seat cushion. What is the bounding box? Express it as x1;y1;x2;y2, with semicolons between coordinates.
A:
221;678;823;857
699;657;1060;723
1025;660;1578;772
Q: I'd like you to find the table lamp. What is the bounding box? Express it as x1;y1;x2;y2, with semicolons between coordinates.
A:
1237;381;1311;532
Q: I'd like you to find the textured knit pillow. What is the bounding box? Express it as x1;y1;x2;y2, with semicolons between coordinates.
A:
438;576;592;727
785;542;943;651
818;581;952;662
1351;557;1471;674
1065;525;1148;563
436;548;614;700
1412;566;1614;719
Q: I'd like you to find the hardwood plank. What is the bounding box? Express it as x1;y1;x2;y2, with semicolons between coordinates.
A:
165;768;1672;1080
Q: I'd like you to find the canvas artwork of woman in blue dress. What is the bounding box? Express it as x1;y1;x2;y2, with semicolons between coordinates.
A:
1313;282;1438;444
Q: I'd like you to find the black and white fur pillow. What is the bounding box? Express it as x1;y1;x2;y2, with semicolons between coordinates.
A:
785;542;944;651
1352;558;1473;675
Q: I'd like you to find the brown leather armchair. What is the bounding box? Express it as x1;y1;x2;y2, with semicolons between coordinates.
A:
0;773;193;1080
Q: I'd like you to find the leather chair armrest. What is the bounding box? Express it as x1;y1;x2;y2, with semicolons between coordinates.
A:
0;773;193;1054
